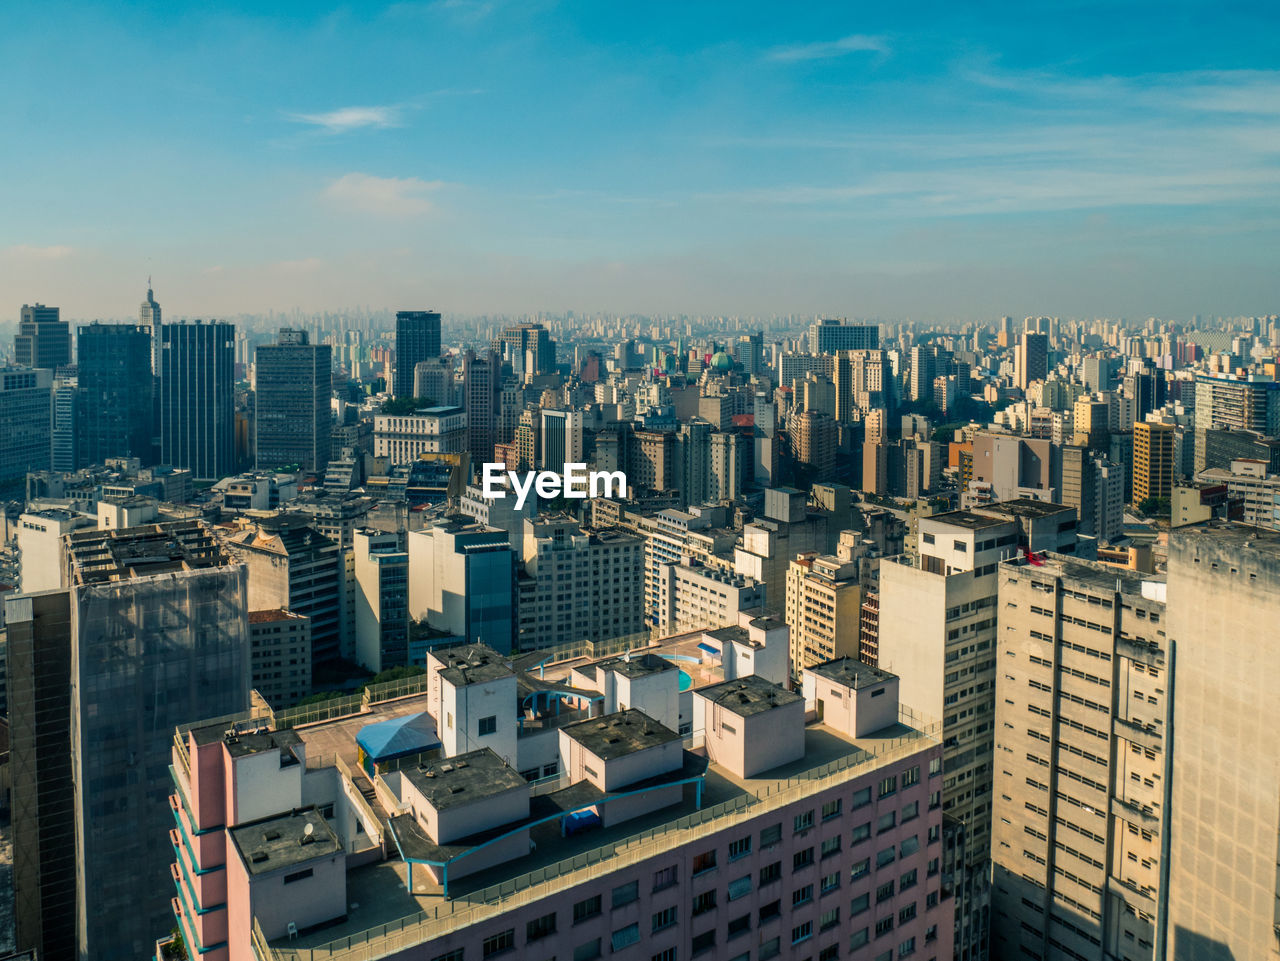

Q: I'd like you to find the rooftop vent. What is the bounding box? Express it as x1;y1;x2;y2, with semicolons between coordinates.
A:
251;852;269;863
264;830;281;841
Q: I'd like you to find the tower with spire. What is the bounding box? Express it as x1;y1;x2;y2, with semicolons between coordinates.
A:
140;278;161;375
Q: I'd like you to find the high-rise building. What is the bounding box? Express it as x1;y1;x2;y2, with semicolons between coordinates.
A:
708;429;745;502
1163;523;1280;959
247;608;312;709
5;520;249;961
373;405;467;463
50;375;79;471
991;554;1170;961
407;518;516;653
77;322;154;466
254;328;332;473
393;310;441;398
791;410;837;479
463;348;500;465
14;303;70;370
677;418;713;507
808;318;880;354
497;322;556;377
540;408;584;468
160;320;235;481
353;527;409;672
140;282;161;374
1193;373;1280;471
1015;332;1049;390
654;558;763;634
225;514;342;667
785;550;863;673
0;366;52;486
1133;421;1176;505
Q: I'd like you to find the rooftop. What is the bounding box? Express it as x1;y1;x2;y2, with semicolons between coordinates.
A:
809;657;897;690
402;749;528;810
562;709;681;760
229;808;342;876
434;643;514;687
695;675;802;717
596;652;677;680
982;498;1072;519
248;608;307;624
66;520;230;584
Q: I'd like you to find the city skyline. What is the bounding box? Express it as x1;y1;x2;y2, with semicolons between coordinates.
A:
4;2;1280;320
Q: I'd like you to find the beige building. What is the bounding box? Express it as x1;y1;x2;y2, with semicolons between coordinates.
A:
1164;523;1280;960
655;558;762;635
784;550;862;674
991;554;1170;961
248;609;312;709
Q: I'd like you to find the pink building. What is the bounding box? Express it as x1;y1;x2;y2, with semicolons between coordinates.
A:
165;646;953;961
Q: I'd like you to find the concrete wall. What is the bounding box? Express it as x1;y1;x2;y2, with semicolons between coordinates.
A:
440;675;518;764
803;672;899;738
231;748;302;825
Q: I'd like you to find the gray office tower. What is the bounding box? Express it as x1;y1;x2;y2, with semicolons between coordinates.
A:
15;303;71;370
4;521;250;961
808;318;879;354
161;320;235;480
77;322;154;465
394;309;441;398
255;328;332;472
140;282;162;373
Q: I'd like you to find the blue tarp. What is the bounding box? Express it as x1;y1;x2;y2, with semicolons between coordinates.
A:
357;712;441;762
564;810;601;836
697;642;721;656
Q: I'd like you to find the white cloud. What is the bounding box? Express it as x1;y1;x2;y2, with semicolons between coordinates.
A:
323;173;445;217
765;34;888;63
3;244;74;260
287;105;402;133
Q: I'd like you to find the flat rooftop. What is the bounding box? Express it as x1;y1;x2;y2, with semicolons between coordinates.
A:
923;509;1010;531
66;521;230;583
433;644;514;686
982;499;1071;519
562;709;681;760
597;653;677;680
229;808;341;877
403;749;528;811
696;675;802;717
809;657;897;690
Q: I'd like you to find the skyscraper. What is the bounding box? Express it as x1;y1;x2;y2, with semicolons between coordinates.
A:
0;366;53;486
539;408;583;468
50;375;79;471
139;281;161;374
394;309;441;398
496;322;556;377
1133;421;1176;505
808;317;879;354
77;322;154;466
463;347;500;465
1015;332;1049;389
5;521;250;961
160;320;235;480
14;303;70;370
254;328;332;473
1192;372;1280;471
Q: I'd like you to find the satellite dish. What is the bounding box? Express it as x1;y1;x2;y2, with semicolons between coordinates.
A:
304;822;315;837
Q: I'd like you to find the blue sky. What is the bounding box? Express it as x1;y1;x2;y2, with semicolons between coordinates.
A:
3;0;1280;320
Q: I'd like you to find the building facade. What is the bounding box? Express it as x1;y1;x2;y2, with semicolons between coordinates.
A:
161;320;236;481
254;328;332;473
394;310;442;398
77;322;154;466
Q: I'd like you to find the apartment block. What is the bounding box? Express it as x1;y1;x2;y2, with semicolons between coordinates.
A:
991;555;1170;961
655;557;764;635
354;528;409;672
785;551;863;676
248;609;312;709
163;643;951;961
407;518;516;654
373;405;467;463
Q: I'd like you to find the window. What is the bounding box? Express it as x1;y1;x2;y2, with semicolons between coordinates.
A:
792;921;814;945
923;533;935;545
654;865;679;891
283;868;313;884
821;907;840;931
902;766;920;787
953;539;966;552
613;881;639;908
821;871;841;895
759;900;781;924
693;850;717;876
761;823;783;847
478;715;497;736
901;801;919;822
852;787;872;808
611;924;640;952
822;799;843;821
876;880;895;903
926;857;939;877
483;930;515;958
794;848;815;871
898;904;916;924
877;812;897;833
925;925;938;944
527;913;557;942
875;917;894;937
795;810;815;833
760;861;782;886
793;884;814;906
850;893;870;916
575;941;602;961
898;936;916;957
850;928;870;950
878;776;897;798
575;895;603;924
692;891;717;916
728;875;753;901
899;869;917;891
433;952;464;961
652;950;676;961
850;858;870;881
691;931;715;957
820;945;840;961
852;823;871;844
822;836;842;859
652;907;678;933
900;836;920;858
760;937;781;961
926;891;939;909
727;913;751;939
876;847;896;868
729;836;752;860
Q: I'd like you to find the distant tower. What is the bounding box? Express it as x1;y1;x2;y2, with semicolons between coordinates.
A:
254;328;332;473
161;320;235;480
394;310;441;398
14;304;70;370
140;279;162;375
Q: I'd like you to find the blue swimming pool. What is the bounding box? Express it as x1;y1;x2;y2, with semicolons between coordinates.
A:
678;669;693;692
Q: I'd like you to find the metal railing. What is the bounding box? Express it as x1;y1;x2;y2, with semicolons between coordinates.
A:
261;709;940;961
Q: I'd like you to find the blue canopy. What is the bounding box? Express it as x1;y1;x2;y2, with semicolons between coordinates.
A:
357;712;441;762
697;642;721;656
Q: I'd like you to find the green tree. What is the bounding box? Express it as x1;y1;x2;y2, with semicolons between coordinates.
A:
380;396;438;415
